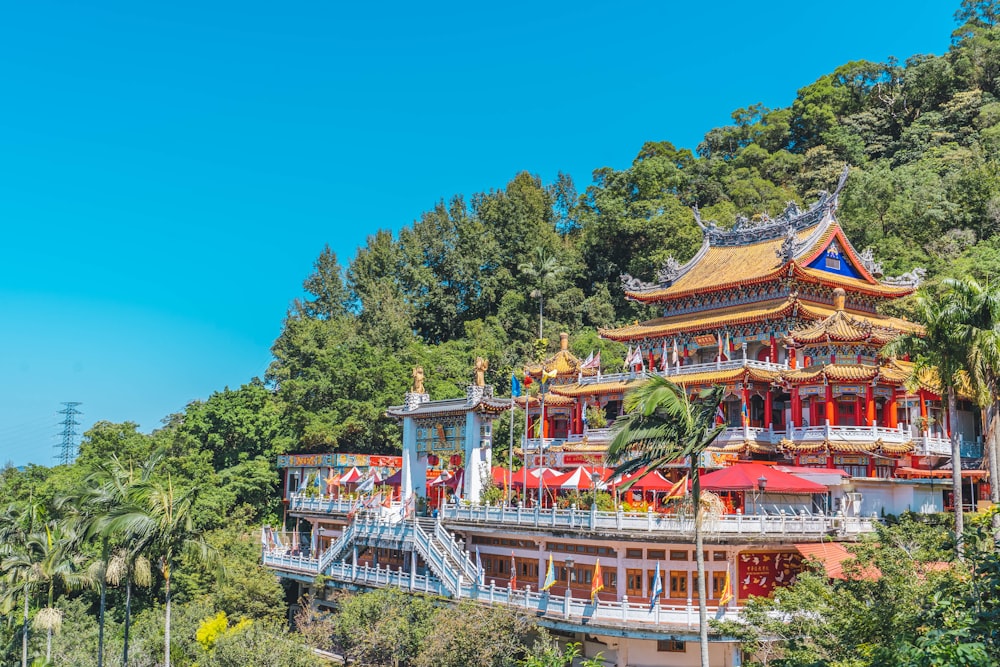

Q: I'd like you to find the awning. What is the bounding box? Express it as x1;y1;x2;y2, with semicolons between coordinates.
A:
699;462;827;494
895;467;988;479
793;542;863;580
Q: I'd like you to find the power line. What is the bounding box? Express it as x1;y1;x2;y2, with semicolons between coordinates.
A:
55;402;82;466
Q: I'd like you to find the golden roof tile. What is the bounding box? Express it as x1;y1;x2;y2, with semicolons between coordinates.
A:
600;298;807;342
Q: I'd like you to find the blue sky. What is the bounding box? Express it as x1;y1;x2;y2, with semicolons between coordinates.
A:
0;0;954;466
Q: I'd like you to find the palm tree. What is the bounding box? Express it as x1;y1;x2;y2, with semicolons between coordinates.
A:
105;476;218;667
605;377;726;667
0;500;42;667
62;453;159;667
946;277;1000;538
34;522;93;661
518;248;564;340
105;547;152;667
883;282;975;557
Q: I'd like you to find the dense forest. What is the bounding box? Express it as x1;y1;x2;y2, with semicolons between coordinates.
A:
3;2;1000;665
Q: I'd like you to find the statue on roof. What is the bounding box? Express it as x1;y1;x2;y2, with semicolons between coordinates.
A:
776;224;801;263
411;366;426;394
620;273;657;292
474;357;489;387
859;247;883;278
657;256;683;284
884;267;926;288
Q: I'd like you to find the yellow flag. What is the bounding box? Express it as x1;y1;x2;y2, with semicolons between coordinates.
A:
591;559;605;601
541;368;558;383
718;567;733;606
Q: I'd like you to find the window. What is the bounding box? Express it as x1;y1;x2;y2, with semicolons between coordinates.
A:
669;550;688;561
669;571;688;597
602;570;617;592
625;548;643;559
658;640;685;652
647;549;666;560
712;571;728;597
713;551;727;561
626;569;643;597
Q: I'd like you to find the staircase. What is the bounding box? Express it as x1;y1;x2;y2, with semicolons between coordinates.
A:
411;517;479;597
318;520;357;572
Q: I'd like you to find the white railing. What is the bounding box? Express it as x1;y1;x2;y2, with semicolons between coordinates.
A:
913;436;953;457
576;358;789;387
441;504;877;537
411;519;463;596
289;495;356;513
318;521;356;571
262;552;743;630
432;520;478;582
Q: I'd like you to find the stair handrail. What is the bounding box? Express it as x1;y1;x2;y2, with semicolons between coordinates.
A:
318;520;357;572
412;519;462;595
432;521;478;581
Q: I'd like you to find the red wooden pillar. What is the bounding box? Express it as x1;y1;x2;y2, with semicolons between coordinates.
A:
825;384;835;425
792;387;802;427
764;389;773;428
888;392;899;429
866;385;876;426
919;390;929;433
789;348;797;370
854;395;862;426
770;334;778;363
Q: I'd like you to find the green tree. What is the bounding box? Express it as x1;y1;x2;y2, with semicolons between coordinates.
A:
105;477;219;667
606;379;726;667
518;247;565;341
884;281;980;556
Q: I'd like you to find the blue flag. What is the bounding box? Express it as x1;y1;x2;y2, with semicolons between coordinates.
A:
476;546;484;585
511;373;522;397
650;561;662;610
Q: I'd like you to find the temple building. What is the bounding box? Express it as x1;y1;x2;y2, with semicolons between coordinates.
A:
262;176;987;666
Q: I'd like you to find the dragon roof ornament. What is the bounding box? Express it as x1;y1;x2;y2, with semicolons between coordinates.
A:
697;164;851;247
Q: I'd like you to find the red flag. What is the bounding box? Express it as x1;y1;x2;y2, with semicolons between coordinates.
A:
510;552;517;589
591;559;605;601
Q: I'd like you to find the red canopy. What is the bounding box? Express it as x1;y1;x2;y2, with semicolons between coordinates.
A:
508;467;560;488
612;469;680;492
338;466;363;484
548;466;612;490
699;463;826;495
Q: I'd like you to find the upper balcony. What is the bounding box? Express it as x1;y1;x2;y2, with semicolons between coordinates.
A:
439;503;877;540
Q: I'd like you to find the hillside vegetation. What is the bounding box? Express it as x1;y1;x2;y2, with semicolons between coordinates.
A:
4;3;1000;665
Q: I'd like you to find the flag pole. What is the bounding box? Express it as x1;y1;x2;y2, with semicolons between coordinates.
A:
509;391;515;506
538;391;545;507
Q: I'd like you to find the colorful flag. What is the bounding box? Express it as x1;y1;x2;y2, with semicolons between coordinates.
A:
591;559;605;601
541;554;556;591
724;332;731;359
476;547;484;585
650;561;663;610
716;404;726;425
741;396;749;426
510;552;517;589
717;335;723;360
660;340;668;371
666;474;688;499
542;368;558;383
581;350;594;368
623;346;633;370
672;339;679;365
587;351;601;370
511;373;522;397
718;566;733;606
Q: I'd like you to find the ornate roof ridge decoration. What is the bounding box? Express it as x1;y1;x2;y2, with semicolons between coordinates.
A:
883;267;927;288
698;165;848;248
524;332;598;378
785;291;905;348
